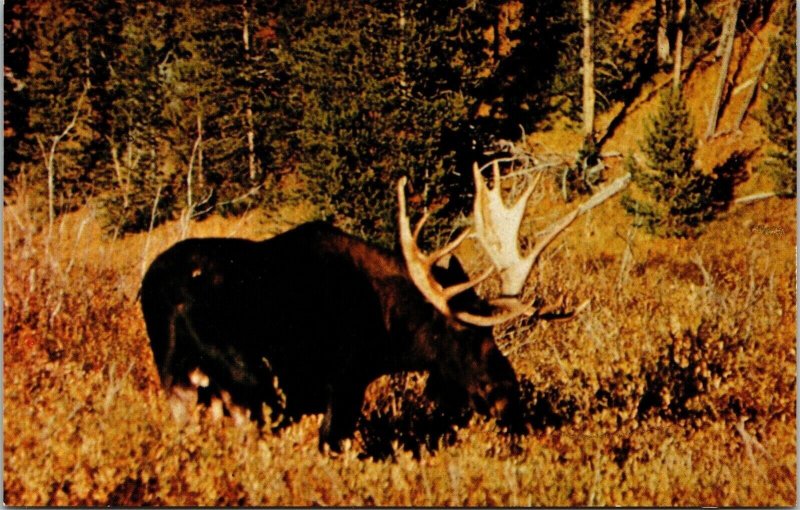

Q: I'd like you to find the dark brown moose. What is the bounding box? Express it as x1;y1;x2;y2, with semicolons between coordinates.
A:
140;162;626;452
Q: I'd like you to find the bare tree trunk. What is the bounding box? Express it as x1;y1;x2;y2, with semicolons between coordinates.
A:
398;2;408;93
35;81;89;237
581;0;596;144
108;142;130;208
656;0;672;65
242;0;257;182
716;1;737;58
196;109;204;189
672;0;687;90
733;51;770;131
706;0;740;139
141;182;164;278
181;112;204;239
734;191;777;204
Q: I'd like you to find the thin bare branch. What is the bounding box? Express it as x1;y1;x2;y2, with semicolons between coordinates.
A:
141;183;165;278
734;191;777;204
533;172;630;264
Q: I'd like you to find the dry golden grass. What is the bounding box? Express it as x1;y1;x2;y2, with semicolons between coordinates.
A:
3;176;795;505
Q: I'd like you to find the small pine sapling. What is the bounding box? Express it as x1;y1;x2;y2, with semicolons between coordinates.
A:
622;89;716;237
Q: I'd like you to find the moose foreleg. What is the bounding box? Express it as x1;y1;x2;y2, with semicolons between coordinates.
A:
319;383;367;453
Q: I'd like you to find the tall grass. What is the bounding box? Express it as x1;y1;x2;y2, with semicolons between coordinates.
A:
3;189;795;506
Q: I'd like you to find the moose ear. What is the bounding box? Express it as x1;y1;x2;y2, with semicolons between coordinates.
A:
431;254;469;286
431;256;488;314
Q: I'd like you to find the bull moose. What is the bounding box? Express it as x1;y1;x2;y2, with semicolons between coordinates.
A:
141;162;627;452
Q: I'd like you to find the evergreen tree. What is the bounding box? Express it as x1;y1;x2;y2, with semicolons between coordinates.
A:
18;1;95;221
288;1;493;248
482;0;574;132
97;2;181;234
3;0;33;190
759;1;796;197
186;1;259;210
74;0;125;190
493;0;655;131
96;0;295;233
172;0;292;215
622;90;717;237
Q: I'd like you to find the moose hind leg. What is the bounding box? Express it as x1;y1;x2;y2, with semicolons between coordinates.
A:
319;383;366;453
425;371;470;418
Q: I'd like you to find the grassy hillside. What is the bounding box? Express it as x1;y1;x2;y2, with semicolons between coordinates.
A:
3;1;795;506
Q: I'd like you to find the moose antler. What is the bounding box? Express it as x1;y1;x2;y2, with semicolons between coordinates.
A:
473;160;540;296
398;176;547;327
397;177;496;324
398;165;630;327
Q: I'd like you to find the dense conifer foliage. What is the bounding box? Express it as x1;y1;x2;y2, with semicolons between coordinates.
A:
3;0;791;241
759;0;796;197
622;90;716;237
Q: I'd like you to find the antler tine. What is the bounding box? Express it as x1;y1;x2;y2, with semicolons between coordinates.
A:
529;173;631;265
496;159;536;216
397;176;411;224
455;297;536;327
443;266;494;300
398;177;465;262
529;208;579;265
397;177;483;319
413;210;430;243
473;161;537;296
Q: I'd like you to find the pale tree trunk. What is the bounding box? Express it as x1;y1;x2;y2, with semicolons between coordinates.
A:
141;181;164;278
492;7;502;62
108;142;130;208
195;109;204;189
706;0;740;139
581;0;596;144
656;0;672;65
242;0;257;182
181;112;204;239
672;0;687;90
398;2;408;93
716;1;737;58
35;80;89;238
733;51;770;131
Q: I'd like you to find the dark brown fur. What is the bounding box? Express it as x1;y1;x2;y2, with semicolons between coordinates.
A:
140;221;522;451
